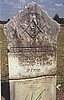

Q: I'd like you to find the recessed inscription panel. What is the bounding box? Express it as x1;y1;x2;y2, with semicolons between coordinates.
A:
4;3;60;79
8;47;56;79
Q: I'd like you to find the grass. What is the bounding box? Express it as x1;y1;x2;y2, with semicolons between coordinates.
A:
0;24;9;81
57;25;64;85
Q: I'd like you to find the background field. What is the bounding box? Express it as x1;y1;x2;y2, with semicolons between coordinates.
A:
0;24;9;81
57;25;64;84
56;25;64;100
0;24;64;99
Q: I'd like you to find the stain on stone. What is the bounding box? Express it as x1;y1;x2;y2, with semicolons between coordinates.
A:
4;2;60;79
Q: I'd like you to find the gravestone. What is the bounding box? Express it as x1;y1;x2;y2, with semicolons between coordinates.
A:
10;76;56;100
4;2;60;100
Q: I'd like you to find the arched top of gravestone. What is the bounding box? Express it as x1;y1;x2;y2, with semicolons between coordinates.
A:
4;2;60;43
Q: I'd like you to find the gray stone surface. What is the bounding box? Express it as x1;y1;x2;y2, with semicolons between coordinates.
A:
4;2;60;79
10;76;56;100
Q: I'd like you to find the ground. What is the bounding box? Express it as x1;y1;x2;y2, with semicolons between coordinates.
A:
0;24;9;81
56;25;64;100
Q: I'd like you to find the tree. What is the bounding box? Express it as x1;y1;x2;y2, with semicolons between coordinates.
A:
53;14;60;23
7;19;10;23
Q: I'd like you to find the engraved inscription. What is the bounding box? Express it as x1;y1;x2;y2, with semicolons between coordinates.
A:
4;3;60;79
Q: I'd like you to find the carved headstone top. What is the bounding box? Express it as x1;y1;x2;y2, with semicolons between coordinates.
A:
4;2;60;79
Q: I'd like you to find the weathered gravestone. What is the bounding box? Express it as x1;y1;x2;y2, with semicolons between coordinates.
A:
10;76;56;100
4;2;60;100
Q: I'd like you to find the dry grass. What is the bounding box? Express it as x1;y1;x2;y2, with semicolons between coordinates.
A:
57;25;64;84
56;25;64;100
0;24;9;81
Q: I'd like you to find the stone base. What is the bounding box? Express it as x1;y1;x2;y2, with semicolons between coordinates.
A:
10;76;56;100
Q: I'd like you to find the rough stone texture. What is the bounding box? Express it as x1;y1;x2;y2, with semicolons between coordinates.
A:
4;2;60;79
10;76;56;100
